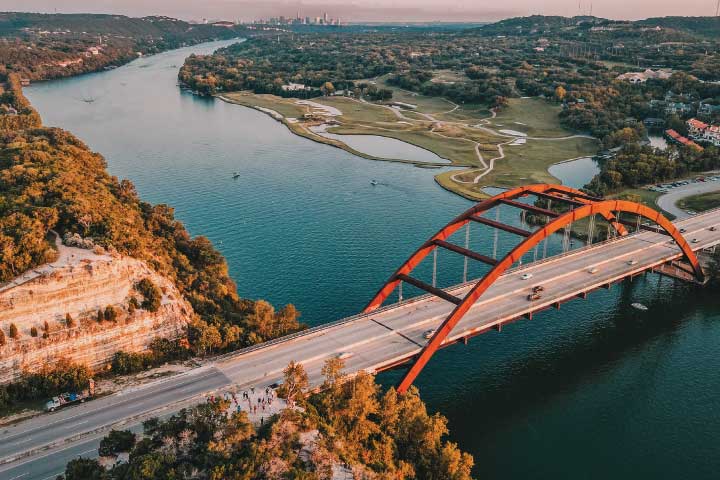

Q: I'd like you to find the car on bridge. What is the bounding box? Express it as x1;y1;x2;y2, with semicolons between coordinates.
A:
521;273;533;280
588;267;599;274
627;259;638;266
423;329;436;339
527;292;542;301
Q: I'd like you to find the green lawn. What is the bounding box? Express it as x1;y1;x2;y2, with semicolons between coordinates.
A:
221;92;308;118
490;98;569;138
677;191;720;213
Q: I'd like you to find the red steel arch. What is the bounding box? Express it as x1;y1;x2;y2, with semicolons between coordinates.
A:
362;184;704;393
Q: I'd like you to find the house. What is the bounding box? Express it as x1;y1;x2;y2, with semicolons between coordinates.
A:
687;118;720;147
616;69;673;84
665;129;704;151
643;117;666;128
698;100;720;117
665;101;694;116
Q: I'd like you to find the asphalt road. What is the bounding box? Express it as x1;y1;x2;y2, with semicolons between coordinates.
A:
656;179;720;220
2;211;720;480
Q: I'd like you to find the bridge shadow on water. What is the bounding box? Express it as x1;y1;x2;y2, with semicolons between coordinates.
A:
376;274;720;479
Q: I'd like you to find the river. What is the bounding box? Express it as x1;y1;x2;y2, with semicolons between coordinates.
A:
26;40;720;479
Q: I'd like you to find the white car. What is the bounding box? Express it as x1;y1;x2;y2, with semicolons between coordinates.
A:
337;352;353;360
692;238;700;244
521;273;533;280
588;267;598;274
627;259;638;266
423;329;436;339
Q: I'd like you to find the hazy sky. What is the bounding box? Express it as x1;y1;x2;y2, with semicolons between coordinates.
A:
3;0;719;22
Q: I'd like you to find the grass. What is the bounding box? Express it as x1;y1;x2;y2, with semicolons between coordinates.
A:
677;191;720;213
221;92;308;118
490;98;570;138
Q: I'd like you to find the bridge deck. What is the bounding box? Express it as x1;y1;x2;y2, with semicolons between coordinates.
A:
216;210;720;388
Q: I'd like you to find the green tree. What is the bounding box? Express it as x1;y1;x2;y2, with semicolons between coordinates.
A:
136;278;162;312
98;429;136;457
64;458;106;480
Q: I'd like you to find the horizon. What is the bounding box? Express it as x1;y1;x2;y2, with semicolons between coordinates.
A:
2;0;720;23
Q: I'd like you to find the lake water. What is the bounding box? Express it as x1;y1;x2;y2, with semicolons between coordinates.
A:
26;40;720;480
311;124;450;164
548;157;600;189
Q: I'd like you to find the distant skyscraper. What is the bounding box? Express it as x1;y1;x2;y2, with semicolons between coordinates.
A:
323;12;328;24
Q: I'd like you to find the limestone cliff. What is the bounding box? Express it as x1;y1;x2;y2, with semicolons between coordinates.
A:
0;241;194;383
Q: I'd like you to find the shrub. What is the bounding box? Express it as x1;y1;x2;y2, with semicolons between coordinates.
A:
30;327;38;337
104;305;118;322
65;313;75;328
136;278;161;312
0;329;5;346
9;323;19;339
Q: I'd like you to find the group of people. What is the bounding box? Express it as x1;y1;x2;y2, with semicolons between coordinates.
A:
208;385;278;427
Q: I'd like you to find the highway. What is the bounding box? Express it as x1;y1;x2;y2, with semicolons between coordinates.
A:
2;209;720;479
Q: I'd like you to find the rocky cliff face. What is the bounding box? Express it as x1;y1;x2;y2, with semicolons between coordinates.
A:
0;243;194;383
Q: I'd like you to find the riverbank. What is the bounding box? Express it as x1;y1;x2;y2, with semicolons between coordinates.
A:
216;91;599;200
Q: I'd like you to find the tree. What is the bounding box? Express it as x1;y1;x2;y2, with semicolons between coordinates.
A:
64;458;106;480
280;361;308;404
136;278;162;312
43;320;50;333
30;326;38;337
555;85;567;101
321;81;335;96
98;429;136;457
97;308;104;323
66;313;75;328
9;323;18;339
0;329;5;346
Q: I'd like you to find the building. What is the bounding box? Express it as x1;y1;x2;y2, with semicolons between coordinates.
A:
211;21;235;28
616;69;673;84
687;118;720;147
665;129;704;151
698;100;720;117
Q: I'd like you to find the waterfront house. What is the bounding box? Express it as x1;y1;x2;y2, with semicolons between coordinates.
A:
687;118;720;147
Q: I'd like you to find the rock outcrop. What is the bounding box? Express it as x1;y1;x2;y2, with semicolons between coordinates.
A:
0;241;194;383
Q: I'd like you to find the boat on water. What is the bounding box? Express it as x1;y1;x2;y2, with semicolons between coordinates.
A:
232;172;241;179
370;180;378;186
631;302;648;311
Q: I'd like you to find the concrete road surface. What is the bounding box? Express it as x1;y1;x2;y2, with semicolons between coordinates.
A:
656;180;720;220
2;210;720;480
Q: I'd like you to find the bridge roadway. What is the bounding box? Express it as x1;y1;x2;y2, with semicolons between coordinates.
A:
2;209;720;479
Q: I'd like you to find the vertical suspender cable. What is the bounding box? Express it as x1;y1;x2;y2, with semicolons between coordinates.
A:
432;248;438;288
463;223;470;283
398;280;403;303
492;207;500;260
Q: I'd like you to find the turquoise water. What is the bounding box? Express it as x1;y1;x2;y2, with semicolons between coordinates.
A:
26;41;720;479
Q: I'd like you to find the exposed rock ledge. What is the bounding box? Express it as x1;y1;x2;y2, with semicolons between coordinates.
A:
0;240;194;383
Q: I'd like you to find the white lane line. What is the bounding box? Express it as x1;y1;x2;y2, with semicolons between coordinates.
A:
9;473;29;479
40;473;63;480
77;448;96;456
10;438;32;446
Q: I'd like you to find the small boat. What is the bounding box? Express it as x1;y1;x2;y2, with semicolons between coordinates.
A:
631;302;648;311
232;172;241;179
370;180;378;186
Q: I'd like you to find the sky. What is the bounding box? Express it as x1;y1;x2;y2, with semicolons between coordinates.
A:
2;0;719;23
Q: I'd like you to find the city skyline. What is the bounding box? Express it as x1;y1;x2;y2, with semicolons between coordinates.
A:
2;0;719;22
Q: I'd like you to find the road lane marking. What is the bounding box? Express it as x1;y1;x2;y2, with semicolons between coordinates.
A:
9;473;28;479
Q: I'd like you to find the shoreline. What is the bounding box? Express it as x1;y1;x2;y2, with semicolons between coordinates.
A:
216;94;452;169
